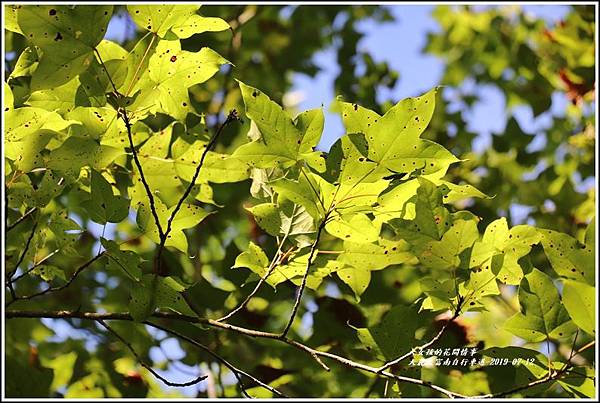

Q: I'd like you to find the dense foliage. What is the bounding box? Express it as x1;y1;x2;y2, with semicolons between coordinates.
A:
3;4;596;398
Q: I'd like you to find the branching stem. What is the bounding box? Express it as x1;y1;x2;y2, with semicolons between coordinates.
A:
98;320;208;387
154;110;239;274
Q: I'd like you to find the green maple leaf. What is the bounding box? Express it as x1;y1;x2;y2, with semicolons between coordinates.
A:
82;170;130;224
470;218;541;285
504;268;576;342
16;5;113;90
336;88;460;174
233;81;325;169
128;39;229;120
127;5;228;39
538;218;594;285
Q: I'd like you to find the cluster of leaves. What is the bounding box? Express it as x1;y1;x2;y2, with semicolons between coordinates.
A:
423;5;595;236
4;5;596;398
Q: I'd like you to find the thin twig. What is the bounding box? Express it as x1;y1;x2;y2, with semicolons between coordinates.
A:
6;207;36;232
9;249;59;283
559;329;579;373
146;320;287;398
93;47;119;95
158;343;203;377
6;221;38;300
219;202;304;319
155;110;239;274
300;167;326;213
279;218;326;338
5;253;104;307
98;319;208;387
7;221;38;279
119;107;165;242
95;36;166;251
376;298;464;373
6;309;468;397
215;361;225;397
217;242;293;323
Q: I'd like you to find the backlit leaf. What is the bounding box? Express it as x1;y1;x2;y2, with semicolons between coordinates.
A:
504;268;576;342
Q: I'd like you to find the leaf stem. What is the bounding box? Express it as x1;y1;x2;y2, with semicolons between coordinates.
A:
125;32;155;97
216;239;292;323
9;249;59;284
93;47;119;95
300;166;326;214
280;217;327;338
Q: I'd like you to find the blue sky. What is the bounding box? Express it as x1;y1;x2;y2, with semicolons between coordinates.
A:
291;4;570;150
60;4;574;396
104;4;571;155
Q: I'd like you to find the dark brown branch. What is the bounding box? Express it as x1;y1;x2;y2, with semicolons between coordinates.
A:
145;320;288;398
93;47;119;96
5;310;466;398
94;37;165;248
155;110;239;275
120;108;165;242
217;244;294;323
6;220;38;300
280;219;327;338
98;319;208;387
5;253;104;307
479;339;596;398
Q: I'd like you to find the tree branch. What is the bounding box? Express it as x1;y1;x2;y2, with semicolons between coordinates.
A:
155;109;239;274
376;299;464;373
5;253;104;307
98;319;208;388
6;207;36;233
280;218;326;338
6;220;38;300
94;37;166;253
145;320;288;398
5;309;466;398
120;107;165;242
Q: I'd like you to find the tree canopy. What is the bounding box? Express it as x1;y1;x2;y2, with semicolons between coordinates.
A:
3;4;596;398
